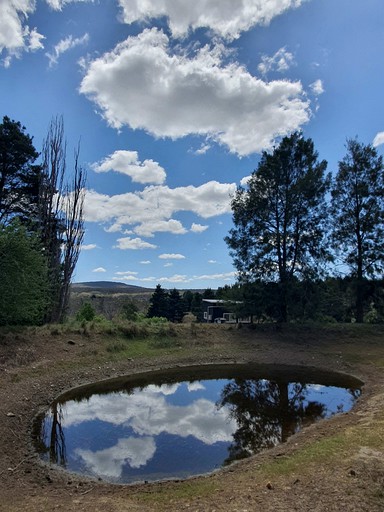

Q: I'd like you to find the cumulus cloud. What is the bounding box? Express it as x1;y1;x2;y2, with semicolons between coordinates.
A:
80;28;311;156
258;47;295;75
0;1;44;66
135;219;186;237
191;223;209;233
46;0;93;10
84;180;236;235
114;237;157;250
46;33;89;67
81;243;98;250
117;0;306;40
91;150;166;185
92;266;106;272
373;132;384;148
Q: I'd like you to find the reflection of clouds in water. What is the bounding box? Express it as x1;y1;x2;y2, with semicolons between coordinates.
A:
188;381;205;392
146;383;180;395
306;384;325;392
63;389;236;444
75;436;156;479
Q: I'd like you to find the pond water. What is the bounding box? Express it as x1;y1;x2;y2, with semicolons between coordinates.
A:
33;364;362;484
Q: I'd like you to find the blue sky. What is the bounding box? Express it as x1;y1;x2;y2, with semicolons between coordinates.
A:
1;0;384;290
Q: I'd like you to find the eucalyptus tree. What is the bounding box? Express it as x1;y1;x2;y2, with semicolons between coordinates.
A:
331;139;384;322
225;132;330;322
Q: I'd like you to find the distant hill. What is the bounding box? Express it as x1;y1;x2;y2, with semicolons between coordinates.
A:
71;281;154;294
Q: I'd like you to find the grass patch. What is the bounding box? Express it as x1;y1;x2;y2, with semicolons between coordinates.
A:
136;479;216;509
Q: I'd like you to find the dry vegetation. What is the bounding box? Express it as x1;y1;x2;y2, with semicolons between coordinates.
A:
0;322;384;511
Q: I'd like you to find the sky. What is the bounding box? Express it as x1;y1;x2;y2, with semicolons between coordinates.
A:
1;0;384;290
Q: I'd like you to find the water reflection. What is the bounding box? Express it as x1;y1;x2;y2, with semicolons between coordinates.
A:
33;364;362;484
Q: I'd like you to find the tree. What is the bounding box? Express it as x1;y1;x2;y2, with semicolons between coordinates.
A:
225;132;330;322
331;139;384;322
0;221;49;325
38;116;86;322
0;116;41;223
147;284;169;319
168;288;184;322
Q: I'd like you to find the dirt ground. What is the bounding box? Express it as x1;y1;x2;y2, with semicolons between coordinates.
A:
0;323;384;512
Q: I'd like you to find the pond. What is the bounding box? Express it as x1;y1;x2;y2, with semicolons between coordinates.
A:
32;364;362;484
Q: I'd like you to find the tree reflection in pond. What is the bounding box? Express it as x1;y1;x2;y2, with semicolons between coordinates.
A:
32;365;362;484
218;380;326;465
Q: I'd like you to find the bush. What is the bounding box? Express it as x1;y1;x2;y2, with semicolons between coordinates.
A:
76;302;96;322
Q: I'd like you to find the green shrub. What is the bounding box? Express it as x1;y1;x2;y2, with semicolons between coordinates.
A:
76;302;96;322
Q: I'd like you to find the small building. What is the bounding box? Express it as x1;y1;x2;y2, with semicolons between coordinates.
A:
202;299;251;324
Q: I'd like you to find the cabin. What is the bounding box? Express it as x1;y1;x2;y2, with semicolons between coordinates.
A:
202;299;251;324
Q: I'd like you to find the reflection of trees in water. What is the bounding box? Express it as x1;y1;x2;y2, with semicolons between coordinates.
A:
217;379;326;465
48;402;67;466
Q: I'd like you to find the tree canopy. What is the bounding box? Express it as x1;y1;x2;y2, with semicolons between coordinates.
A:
225;132;331;321
0;116;41;223
0;221;49;325
331;138;384;322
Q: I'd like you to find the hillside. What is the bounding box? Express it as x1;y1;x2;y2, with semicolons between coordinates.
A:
71;281;154;294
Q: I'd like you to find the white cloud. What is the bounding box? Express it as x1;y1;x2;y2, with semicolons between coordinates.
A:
373;132;384;148
46;0;93;10
140;260;151;264
46;33;89;67
258;47;295;75
309;79;324;96
194;143;211;155
84;180;236;235
28;27;45;51
91;150;166;185
159;253;185;260
113;275;139;281
134;219;187;237
0;1;45;66
193;271;237;281
191;223;209;233
115;270;138;276
240;175;252;186
80;28;311;156
92;266;106;272
81;243;98;251
117;0;307;40
114;237;157;250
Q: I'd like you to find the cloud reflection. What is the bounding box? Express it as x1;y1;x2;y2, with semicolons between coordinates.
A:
63;385;236;445
75;436;156;479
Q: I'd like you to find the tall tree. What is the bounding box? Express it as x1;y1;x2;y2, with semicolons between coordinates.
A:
225;132;330;322
147;284;169;319
168;288;184;322
39;116;86;322
0;116;41;223
331;138;384;322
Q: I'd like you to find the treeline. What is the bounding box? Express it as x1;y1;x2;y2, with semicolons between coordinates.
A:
0;116;86;326
146;284;216;322
225;132;384;323
216;278;384;324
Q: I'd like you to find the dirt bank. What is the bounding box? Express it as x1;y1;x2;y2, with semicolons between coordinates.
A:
0;324;383;511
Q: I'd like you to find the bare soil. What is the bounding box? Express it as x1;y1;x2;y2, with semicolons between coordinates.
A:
0;323;384;511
